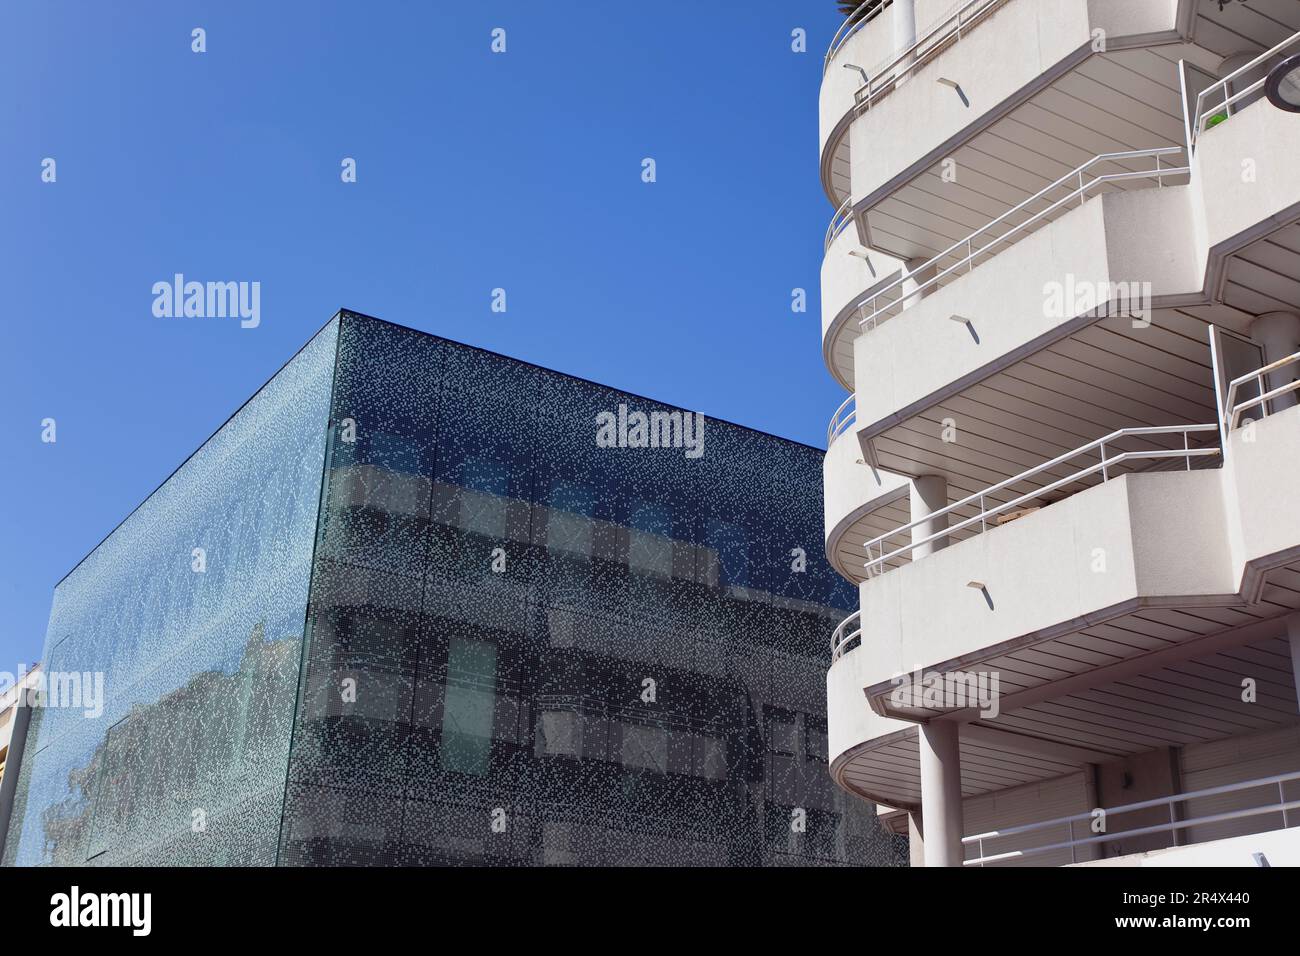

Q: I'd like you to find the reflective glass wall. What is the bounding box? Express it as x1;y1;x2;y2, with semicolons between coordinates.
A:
2;322;339;866
279;313;904;866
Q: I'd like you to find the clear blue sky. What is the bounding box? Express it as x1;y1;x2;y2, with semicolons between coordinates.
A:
1;1;846;668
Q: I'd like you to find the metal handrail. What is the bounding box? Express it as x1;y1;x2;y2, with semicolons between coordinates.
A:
963;769;1300;866
1224;350;1300;429
826;0;1002;100
863;424;1220;575
825;197;854;254
825;1;892;76
856;147;1187;331
827;393;858;447
1191;28;1300;151
830;609;863;662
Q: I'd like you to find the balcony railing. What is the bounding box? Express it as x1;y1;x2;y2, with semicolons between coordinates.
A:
1225;351;1300;429
826;0;1008;118
863;424;1221;576
964;769;1300;866
827;393;858;447
855;147;1188;331
830;609;863;662
1192;29;1300;152
825;197;855;254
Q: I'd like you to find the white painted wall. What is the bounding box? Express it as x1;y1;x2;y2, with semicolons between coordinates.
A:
848;0;1093;205
823;428;911;554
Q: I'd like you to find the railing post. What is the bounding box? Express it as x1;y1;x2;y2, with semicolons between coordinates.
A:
1069;820;1076;865
1156;152;1163;188
1281;781;1290;829
1184;429;1191;471
1100;442;1108;481
1258;372;1268;417
979;494;986;532
1079;170;1086;207
966;237;973;273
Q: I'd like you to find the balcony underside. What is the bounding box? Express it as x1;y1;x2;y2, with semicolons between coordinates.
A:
859;307;1227;539
823;0;1300;214
859;218;1300;504
856;44;1203;264
833;619;1300;808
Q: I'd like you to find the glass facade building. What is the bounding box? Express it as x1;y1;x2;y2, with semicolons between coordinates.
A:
2;311;906;866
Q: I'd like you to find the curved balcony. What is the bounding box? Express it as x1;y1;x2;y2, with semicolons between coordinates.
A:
821;207;903;391
830;609;863;662
826;392;858;448
854;148;1187;334
823;405;911;585
819;0;1008;209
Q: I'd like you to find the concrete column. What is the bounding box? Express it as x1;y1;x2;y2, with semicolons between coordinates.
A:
1249;312;1300;413
918;721;964;867
900;256;936;312
1286;613;1300;714
893;0;918;86
910;474;949;559
907;809;925;867
1218;51;1272;116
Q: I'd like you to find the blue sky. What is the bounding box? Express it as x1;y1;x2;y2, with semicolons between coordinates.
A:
1;1;846;667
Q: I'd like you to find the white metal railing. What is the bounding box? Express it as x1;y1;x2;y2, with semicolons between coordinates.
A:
1191;29;1300;152
828;393;858;447
964;769;1300;866
825;197;854;253
863;424;1220;575
826;0;1006;116
1224;351;1300;430
856;147;1188;331
825;1;892;76
830;609;863;662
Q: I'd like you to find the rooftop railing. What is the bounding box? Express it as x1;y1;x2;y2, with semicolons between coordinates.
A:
826;0;1008;116
1191;28;1300;152
1225;351;1300;429
830;609;863;662
964;769;1300;866
827;393;858;447
863;424;1220;576
855;147;1188;331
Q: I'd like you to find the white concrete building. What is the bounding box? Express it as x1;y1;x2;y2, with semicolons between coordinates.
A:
821;0;1300;866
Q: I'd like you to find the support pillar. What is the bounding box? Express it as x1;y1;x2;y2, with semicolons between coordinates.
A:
907;809;925;868
893;0;918;87
910;474;949;559
918;721;964;867
900;256;936;313
1248;312;1300;414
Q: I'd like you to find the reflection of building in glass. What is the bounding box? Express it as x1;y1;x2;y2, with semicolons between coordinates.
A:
3;311;906;866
